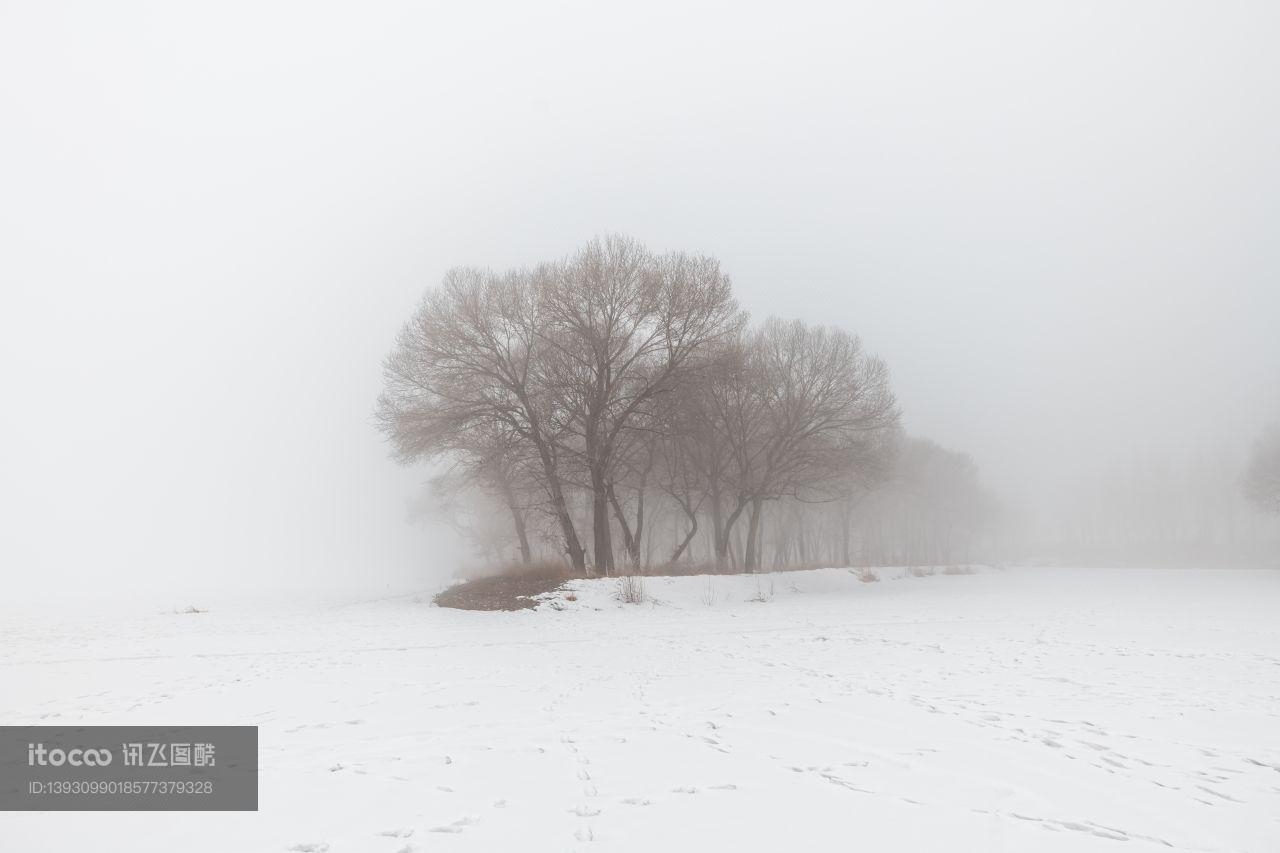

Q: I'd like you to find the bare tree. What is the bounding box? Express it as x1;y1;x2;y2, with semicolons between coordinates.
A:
654;397;710;564
539;236;742;574
695;319;900;570
1243;424;1280;515
833;425;900;566
376;239;934;579
607;424;659;570
377;267;589;570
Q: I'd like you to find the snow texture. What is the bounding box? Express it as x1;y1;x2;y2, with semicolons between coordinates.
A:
2;567;1279;851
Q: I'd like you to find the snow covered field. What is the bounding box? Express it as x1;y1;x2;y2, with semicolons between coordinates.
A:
3;567;1279;852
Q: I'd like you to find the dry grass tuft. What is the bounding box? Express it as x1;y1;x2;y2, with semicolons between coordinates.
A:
748;577;775;602
617;574;647;605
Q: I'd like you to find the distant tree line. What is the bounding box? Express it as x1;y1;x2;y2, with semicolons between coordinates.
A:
1018;431;1280;569
1243;424;1280;516
378;236;997;575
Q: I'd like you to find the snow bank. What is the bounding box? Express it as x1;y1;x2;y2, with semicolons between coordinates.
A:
547;565;987;610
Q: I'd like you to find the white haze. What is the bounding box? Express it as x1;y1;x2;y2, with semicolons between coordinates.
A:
2;1;1278;605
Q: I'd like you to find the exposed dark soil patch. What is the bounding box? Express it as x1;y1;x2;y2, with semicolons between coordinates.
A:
433;574;568;611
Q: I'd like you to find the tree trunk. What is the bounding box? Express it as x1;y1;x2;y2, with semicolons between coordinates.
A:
589;457;613;576
744;495;764;572
710;492;726;570
506;499;532;564
530;434;584;571
497;477;532;564
631;489;645;567
607;483;635;568
670;503;699;564
841;498;853;567
716;497;749;570
608;482;647;570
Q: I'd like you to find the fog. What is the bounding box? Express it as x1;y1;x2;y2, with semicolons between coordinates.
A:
3;1;1278;605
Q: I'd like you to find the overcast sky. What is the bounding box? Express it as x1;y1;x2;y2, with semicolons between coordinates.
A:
3;1;1278;603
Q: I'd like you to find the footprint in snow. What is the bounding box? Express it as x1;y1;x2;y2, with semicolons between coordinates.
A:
288;844;329;852
376;828;414;838
430;816;476;833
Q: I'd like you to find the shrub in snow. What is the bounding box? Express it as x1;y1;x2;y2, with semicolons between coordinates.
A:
618;575;647;605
